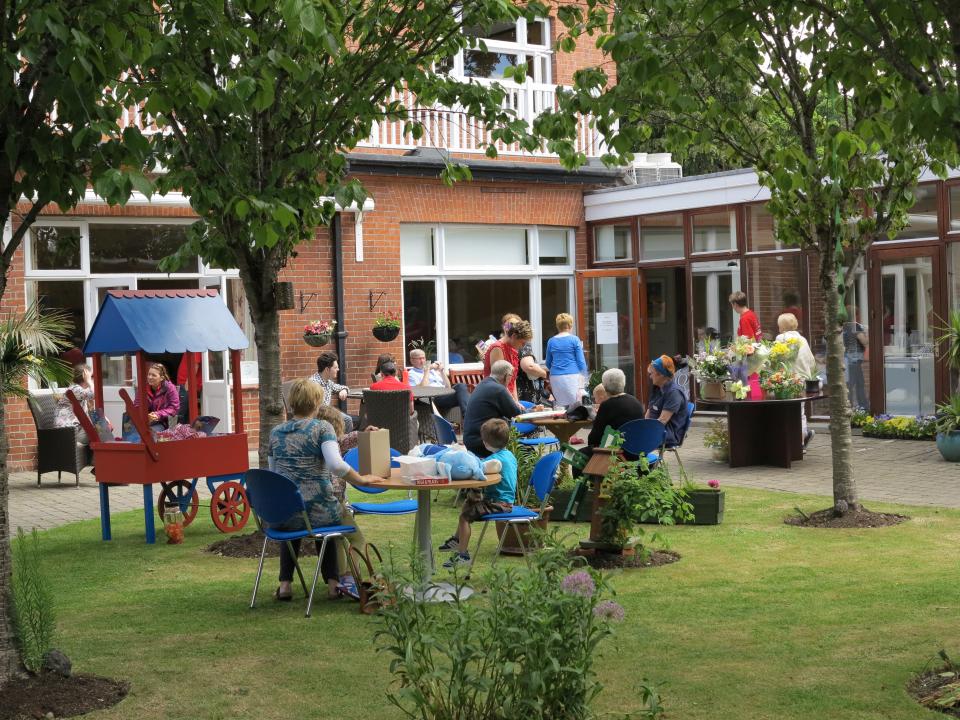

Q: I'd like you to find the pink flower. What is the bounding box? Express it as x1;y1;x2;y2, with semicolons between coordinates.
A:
707;479;720;489
561;571;596;598
593;600;625;622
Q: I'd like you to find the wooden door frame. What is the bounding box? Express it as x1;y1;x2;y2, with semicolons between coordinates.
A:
575;268;644;398
867;242;944;414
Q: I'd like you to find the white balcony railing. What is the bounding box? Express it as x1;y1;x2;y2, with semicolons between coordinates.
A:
363;80;606;158
114;79;606;158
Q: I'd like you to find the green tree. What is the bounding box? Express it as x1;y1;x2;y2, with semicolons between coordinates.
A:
546;0;931;514
0;1;149;684
131;0;548;464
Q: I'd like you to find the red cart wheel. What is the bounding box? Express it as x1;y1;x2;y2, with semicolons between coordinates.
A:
210;481;250;533
157;481;200;527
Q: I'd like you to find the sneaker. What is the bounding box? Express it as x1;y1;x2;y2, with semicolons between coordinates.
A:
442;552;471;569
803;429;815;450
438;536;459;551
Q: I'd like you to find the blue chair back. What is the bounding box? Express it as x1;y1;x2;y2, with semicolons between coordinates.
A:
433;414;457;444
511;400;538;434
519;400;534;410
619;419;666;456
530;451;563;505
243;469;305;524
420;444;447;456
343;447;402;494
671;401;696;448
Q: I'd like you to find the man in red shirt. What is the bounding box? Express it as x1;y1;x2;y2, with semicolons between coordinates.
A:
730;291;762;341
369;361;415;413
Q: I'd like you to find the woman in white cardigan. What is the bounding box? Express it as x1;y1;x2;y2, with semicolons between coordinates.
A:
776;312;817;449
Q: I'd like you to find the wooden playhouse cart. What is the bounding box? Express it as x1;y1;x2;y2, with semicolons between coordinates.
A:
76;289;252;543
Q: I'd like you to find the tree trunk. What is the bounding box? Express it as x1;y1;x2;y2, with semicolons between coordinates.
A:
0;395;24;686
820;246;861;513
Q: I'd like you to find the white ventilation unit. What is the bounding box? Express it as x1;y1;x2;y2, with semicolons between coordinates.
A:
630;153;683;186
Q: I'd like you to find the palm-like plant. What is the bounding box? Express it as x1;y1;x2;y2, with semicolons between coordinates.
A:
936;311;960;373
0;303;73;398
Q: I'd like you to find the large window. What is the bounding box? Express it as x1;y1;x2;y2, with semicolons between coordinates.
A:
400;225;435;267
28;226;82;272
403;280;439;361
692;260;740;345
895;184;938;240
594;224;632;262
447;279;530;362
949;185;960;233
89;223;197;273
445;226;528;266
692;209;736;253
639;213;683;260
747;204;781;251
441;17;552;84
745;253;805;339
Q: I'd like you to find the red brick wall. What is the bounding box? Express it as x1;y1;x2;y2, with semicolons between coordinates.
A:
2;223;35;470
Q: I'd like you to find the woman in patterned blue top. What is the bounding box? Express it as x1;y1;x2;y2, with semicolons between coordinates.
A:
269;379;378;602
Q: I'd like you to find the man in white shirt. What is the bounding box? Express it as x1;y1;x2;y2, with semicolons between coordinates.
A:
407;349;470;420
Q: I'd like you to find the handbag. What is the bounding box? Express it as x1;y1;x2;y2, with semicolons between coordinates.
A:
345;543;388;615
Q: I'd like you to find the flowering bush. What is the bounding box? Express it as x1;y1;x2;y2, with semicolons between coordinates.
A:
859;413;936;440
374;310;401;329
303;319;336;336
703;418;729;451
690;340;732;382
760;370;804;399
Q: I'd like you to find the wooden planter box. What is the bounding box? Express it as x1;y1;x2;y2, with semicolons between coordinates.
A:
683;490;725;525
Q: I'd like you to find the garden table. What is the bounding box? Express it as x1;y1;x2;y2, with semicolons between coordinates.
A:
356;469;499;579
698;393;824;469
527;416;593;447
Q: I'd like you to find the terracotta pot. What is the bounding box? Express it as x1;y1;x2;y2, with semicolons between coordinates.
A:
495;506;551;555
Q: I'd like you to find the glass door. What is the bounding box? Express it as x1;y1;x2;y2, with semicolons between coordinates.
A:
869;247;940;416
642;266;688;398
86;278;135;430
577;270;641;395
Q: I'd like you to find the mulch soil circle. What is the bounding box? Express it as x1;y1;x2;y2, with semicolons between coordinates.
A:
0;672;128;720
572;549;680;570
906;668;960;718
783;508;909;529
206;531;325;559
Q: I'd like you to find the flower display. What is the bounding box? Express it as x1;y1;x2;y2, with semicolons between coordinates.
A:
768;336;800;369
304;319;336;336
374;310;402;329
690;340;732;382
857;413;936;440
728;380;748;399
561;570;596;598
707;479;720;489
760;370;804;399
593;600;626;623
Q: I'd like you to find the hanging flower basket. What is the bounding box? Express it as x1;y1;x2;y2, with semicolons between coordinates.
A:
304;320;336;348
304;333;331;347
372;325;400;342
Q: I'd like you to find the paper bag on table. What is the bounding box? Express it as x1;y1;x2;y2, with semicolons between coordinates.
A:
358;428;391;477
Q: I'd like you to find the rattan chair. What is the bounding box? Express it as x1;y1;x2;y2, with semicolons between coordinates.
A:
361;389;417;454
27;393;91;487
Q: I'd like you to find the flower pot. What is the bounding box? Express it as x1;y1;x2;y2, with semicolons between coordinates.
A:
699;380;726;401
682;490;724;525
372;325;400;342
304;333;331;347
710;447;729;464
936;430;960;462
495;506;551;555
805;379;821;394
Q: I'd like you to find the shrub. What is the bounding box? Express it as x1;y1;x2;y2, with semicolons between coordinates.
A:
376;539;659;719
859;413;936;440
12;528;57;673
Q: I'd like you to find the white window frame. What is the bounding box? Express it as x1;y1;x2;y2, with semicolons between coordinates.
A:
453;17;553;85
22;219;88;277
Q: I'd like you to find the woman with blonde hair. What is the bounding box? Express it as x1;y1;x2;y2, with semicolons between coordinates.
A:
545;312;588;407
268;379;378;602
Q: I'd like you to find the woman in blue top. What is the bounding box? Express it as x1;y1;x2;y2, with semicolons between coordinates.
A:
545;313;588;407
645;355;690;447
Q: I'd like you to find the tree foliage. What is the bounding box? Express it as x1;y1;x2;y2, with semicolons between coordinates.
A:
546;0;933;512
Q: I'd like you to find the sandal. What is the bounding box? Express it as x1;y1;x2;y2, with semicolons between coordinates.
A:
274;587;293;602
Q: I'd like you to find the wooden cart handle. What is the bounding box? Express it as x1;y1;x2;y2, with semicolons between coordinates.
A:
65;389;101;445
119;388;160;462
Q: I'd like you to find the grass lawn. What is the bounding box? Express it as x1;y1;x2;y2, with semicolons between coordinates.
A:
26;486;960;719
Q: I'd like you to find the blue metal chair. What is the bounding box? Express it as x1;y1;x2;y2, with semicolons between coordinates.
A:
433;414;458;445
467;451;563;575
343;448;417;515
512;401;558;450
618;419;666;467
662;402;696;480
243;468;356;618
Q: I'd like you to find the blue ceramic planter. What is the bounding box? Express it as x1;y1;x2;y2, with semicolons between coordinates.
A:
936;431;960;462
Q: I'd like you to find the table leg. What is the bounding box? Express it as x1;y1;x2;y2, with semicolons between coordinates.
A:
415;488;433;578
99;484;111;541
143;484;156;544
728;403;802;468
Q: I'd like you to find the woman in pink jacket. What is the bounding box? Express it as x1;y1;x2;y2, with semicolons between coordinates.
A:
137;363;180;431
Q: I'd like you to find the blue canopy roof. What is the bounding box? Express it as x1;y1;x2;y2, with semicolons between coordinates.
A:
84;289;250;354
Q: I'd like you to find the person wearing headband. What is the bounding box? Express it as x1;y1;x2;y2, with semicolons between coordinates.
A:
646;354;689;447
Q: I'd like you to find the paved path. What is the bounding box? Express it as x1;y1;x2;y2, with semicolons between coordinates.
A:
8;429;960;534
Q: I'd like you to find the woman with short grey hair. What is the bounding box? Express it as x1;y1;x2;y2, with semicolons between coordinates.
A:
601;368;626;396
586;367;645;457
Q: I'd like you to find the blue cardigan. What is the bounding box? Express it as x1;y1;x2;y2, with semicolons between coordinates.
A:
545;334;587;376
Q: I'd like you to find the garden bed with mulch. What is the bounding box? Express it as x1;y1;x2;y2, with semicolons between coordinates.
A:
906;666;960;718
572;548;680;570
206;531;324;559
0;673;128;720
784;508;908;529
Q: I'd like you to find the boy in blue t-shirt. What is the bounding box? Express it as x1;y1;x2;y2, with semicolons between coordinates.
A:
440;418;517;568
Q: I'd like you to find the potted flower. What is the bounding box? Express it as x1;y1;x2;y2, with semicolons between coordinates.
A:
373;310;401;342
683;479;725;525
690;339;731;401
703;417;729;463
760;370;804;399
801;367;822;394
303;319;336;347
935;395;960;462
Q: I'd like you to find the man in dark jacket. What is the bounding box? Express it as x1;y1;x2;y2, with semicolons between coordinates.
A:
463;360;523;457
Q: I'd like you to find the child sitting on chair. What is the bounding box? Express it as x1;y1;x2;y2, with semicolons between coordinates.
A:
440;417;517;569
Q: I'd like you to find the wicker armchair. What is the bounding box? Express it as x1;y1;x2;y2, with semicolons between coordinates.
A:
27;393;91;487
362;389;418;454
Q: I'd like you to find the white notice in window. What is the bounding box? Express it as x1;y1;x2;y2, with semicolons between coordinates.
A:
596;312;618;345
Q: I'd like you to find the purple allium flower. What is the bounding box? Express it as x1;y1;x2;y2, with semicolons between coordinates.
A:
593;600;625;623
707;479;720;489
561;571;596;598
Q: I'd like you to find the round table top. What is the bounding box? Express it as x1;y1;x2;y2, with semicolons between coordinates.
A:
528;416;594;429
357;469;500;490
412;385;455;399
698;392;825;407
